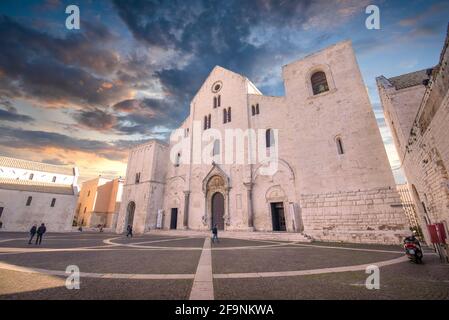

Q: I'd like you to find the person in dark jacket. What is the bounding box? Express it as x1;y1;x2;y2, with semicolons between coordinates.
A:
28;224;37;244
126;225;133;238
35;223;46;245
212;224;219;243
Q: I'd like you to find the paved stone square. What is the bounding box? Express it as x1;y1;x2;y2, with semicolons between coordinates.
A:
0;231;448;300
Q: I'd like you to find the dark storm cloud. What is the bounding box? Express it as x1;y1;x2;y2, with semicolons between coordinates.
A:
0;108;34;123
0;15;126;106
73;108;116;131
0;100;34;123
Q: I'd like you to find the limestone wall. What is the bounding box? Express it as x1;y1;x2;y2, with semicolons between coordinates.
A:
0;189;76;232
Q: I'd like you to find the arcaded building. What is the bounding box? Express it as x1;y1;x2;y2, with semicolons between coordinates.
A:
117;41;408;244
377;26;449;244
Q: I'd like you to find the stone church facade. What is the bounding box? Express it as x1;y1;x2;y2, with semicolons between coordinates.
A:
117;40;408;244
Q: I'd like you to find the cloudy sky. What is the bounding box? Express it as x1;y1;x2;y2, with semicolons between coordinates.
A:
0;0;448;183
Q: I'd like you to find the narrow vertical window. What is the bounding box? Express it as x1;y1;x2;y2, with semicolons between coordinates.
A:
217;95;221;107
29;173;34;180
208;114;211;129
50;198;56;207
204;116;208;130
266;129;274;148
223;108;227;124
52;176;56;183
135;172;141;183
26;196;32;206
213;96;217;108
336;137;344;155
227;107;231;122
251;105;255;116
256;104;260;114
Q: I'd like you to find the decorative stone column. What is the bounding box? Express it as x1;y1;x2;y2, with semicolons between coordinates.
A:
183;191;190;229
244;182;254;229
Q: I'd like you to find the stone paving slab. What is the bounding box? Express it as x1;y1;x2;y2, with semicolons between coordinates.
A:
0;249;202;274
0;269;192;300
212;247;402;274
214;255;449;300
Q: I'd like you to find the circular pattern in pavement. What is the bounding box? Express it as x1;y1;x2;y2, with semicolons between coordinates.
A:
0;233;407;280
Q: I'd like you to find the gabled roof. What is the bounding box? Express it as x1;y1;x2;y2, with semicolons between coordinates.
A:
0;156;76;176
0;178;75;195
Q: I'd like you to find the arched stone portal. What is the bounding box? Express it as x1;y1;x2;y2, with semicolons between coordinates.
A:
126;201;135;228
202;164;230;229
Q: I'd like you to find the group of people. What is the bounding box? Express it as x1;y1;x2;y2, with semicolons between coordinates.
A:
28;223;47;245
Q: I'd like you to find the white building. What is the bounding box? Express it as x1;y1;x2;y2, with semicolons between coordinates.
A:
117;41;409;244
0;156;79;232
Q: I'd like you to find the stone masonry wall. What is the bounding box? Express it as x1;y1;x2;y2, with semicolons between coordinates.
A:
301;187;408;243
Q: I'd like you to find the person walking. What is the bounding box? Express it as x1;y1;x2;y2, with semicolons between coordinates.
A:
212;224;219;243
28;224;37;244
35;223;46;245
126;224;133;238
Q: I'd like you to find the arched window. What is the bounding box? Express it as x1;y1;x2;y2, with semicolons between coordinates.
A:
213;140;220;156
251;105;255;116
227;107;231;122
223;108;227;124
256;104;260;114
311;71;329;95
213;96;217;108
26;196;32;206
336;137;344;155
266;129;275;148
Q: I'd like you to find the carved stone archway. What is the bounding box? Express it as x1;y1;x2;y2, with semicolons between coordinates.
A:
202;164;231;229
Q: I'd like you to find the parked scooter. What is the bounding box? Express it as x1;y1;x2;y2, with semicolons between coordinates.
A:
403;233;423;264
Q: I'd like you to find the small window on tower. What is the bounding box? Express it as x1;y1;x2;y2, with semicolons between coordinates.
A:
29;173;34;180
336;137;344;155
135;172;141;184
26;196;32;206
52;176;57;183
50;198;56;207
223;108;227;124
227;107;231;122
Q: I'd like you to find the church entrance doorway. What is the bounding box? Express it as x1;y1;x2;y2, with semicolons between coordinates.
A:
211;192;225;230
170;208;178;229
271;202;286;231
126;201;135;228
